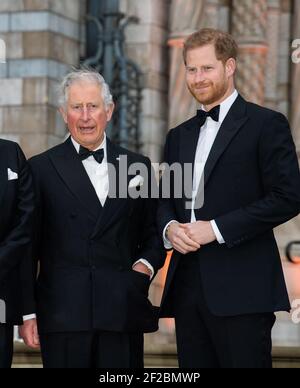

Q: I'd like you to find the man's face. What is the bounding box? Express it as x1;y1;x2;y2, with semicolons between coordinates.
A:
60;81;114;150
185;44;235;107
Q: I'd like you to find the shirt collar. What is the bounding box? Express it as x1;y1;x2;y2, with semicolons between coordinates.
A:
71;134;107;156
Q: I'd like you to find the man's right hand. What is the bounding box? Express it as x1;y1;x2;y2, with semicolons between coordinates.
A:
19;318;40;349
167;222;201;254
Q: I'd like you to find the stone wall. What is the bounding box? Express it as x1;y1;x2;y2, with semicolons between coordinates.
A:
0;0;84;157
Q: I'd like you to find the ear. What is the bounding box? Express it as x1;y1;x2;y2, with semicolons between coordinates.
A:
106;102;115;122
59;106;68;124
226;58;236;78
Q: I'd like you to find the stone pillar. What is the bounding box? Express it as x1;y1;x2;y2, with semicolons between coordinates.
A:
203;0;220;29
120;0;170;163
277;0;293;117
291;0;300;153
168;0;205;129
232;0;268;105
265;0;281;110
0;0;84;157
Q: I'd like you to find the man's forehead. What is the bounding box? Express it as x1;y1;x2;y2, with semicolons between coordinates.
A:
68;81;102;93
186;45;218;61
67;83;103;102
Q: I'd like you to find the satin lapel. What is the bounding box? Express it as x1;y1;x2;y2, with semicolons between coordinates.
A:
203;95;249;187
179;116;201;221
0;143;8;205
91;138;128;238
48;137;101;221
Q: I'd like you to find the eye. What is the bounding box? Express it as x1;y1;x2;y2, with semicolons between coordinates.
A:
87;104;98;110
186;67;197;75
203;66;213;71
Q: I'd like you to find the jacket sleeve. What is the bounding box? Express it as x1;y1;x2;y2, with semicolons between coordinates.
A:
157;129;179;240
134;157;166;273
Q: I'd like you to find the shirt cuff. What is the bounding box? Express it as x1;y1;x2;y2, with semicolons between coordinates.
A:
163;220;178;250
133;259;155;280
210;220;225;244
23;314;36;321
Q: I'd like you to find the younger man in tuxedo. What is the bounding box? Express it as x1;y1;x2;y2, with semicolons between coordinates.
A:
158;28;300;368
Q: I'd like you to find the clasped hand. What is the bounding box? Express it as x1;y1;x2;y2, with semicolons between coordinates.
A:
167;221;216;255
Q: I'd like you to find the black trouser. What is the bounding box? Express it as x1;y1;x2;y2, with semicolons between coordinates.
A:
0;325;14;368
40;330;144;368
173;255;276;369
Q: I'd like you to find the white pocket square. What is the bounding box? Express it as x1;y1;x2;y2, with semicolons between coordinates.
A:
129;175;144;189
7;168;18;181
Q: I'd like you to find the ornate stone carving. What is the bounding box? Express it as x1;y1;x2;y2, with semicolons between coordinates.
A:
265;0;281;110
232;0;268;105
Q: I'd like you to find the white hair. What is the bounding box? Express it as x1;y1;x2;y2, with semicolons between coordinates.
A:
58;67;113;109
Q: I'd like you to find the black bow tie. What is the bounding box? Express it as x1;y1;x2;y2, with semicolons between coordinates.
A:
196;105;220;127
79;146;104;164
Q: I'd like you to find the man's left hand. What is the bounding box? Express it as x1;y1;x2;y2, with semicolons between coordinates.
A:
19;318;40;349
182;221;217;246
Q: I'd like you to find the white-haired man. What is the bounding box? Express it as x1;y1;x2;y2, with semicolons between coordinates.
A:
19;68;165;368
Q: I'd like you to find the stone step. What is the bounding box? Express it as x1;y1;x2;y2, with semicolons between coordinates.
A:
12;343;300;368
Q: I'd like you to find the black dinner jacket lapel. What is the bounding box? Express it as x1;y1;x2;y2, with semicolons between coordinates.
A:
203;95;249;187
91;138;130;238
48;137;102;221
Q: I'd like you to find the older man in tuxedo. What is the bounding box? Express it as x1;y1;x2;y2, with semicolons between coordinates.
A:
19;68;165;368
0;139;34;368
158;28;300;368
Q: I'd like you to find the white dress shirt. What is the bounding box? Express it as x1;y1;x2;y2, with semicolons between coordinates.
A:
163;90;239;249
71;136;109;206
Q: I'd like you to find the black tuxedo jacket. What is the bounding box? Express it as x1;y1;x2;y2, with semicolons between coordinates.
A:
158;95;300;317
0;139;34;324
28;137;165;334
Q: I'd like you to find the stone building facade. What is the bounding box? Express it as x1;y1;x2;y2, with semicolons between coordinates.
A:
1;0;300;346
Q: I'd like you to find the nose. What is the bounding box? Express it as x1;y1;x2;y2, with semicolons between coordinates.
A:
194;69;205;83
81;106;91;121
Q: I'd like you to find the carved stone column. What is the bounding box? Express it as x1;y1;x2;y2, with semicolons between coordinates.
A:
202;0;220;28
265;0;281;110
277;0;293;117
168;0;205;128
232;0;268;105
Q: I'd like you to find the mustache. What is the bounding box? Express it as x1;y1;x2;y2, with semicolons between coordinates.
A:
191;82;212;88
